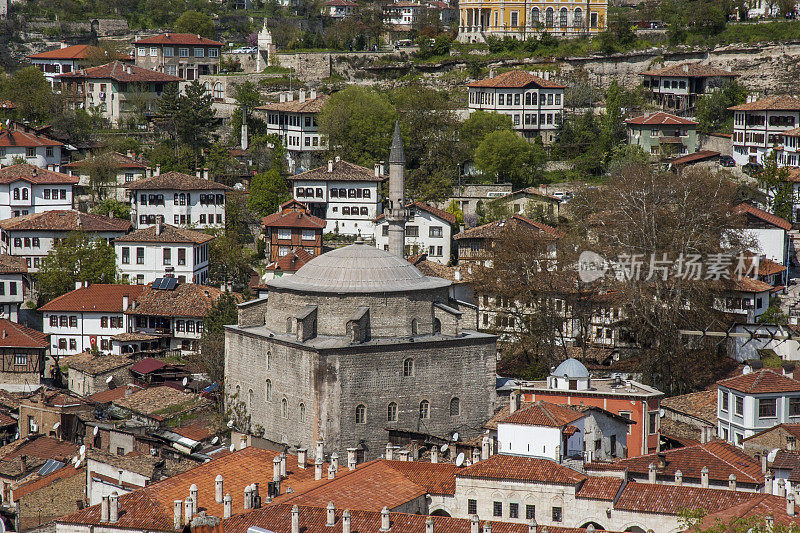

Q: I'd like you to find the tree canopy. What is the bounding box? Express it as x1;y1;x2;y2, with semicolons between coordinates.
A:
174;10;215;39
36;232;118;303
474;130;546;188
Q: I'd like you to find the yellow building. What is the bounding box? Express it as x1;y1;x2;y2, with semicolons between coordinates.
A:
457;0;606;42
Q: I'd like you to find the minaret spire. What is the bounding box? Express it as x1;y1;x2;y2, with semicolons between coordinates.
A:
387;120;406;258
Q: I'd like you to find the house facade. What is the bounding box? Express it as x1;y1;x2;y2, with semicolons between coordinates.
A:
625;112;698;158
640;63;739;113
63;151;150;204
0;210;131;273
27;44;109;85
57;61;182;127
0;127;63;171
0;319;48;385
40;283;146;356
717;368;800;447
261;199;325;263
287;159;385;237
0;164;76;219
326;0;357;17
114;222;213;285
733;203;791;286
0;256;27;322
132;33;223;80
730;95;800;166
375;201;456;264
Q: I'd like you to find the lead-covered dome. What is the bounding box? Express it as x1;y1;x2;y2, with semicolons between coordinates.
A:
552;358;590;379
266;242;451;294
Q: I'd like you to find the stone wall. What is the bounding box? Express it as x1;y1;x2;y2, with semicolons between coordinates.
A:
18;467;86;531
274;51;409;83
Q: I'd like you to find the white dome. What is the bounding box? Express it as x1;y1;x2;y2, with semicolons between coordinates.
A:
551;358;590;379
266;242;451;294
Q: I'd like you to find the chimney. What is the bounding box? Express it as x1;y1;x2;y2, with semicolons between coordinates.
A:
155;165;161;176
252;483;262;509
657;452;667;469
398;450;410;462
675;469;682;485
222;494;233;518
280;93;287;103
701;466;709;488
184;497;193;524
766;471;774;494
484;521;492;533
375;163;381;178
789;493;796;517
328;464;336;479
109;492;119;523
430;447;439;464
648;463;656;484
509;391;519;414
426;517;434;533
387;121;406;259
280;452;287;477
683;64;689;73
470;515;479;533
386;443;394;460
347;448;357;470
761;453;768;473
472;447;480;464
778;478;787;498
331;452;339;471
196;168;202;178
60;42;68;48
481;436;490;460
174;499;182;529
215;475;223;503
292;505;300;533
310;89;317;99
315;458;323;480
729;474;737;491
101;496;110;523
326;502;336;526
316;440;324;462
287;92;294;101
244;485;252;510
204;168;209;180
342;510;351;533
528;518;537;533
298;448;308;469
327;160;334;173
380;507;390;531
190;484;198;508
299;89;306;102
75;281;83;290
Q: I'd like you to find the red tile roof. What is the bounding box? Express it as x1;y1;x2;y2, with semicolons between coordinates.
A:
614;481;764;515
63;151;149;170
375;201;457;225
58;61;182;83
467;70;565;89
0;255;27;275
0;319;48;349
86;384;144;404
129;357;171;374
133;33;224;46
115;224;214;244
456;454;585;485
126;171;230;191
670;150;720;166
39;284;145;313
759;258;787;277
0;435;79;462
575;476;623;501
127;284;234;318
743;423;800;444
0;210;131;232
734;203;792;231
729;95;800;112
718;369;800;394
625;111;698;126
262;210;326;229
699;493;800;529
287;160;385;183
586;440;762;485
0;164;78;185
266;247;316;273
13;465;84;501
0;129;62;148
454;215;562;240
500;401;585;427
27;44;101;60
640;63;738;78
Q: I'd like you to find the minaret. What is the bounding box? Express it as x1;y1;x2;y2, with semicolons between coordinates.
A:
387;121;406;258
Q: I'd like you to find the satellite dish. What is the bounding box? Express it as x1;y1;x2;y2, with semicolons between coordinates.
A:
75;459;82;469
79;445;86;456
229;443;235;452
768;448;779;463
72;456;78;464
227;420;234;428
52;422;61;431
182;377;188;387
452;432;459;441
93;426;99;436
440;444;448;453
455;452;465;467
659;409;665;418
212;436;219;445
106;375;114;384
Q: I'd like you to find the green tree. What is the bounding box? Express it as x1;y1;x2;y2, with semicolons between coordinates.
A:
460;111;515;155
446;200;465;226
474;130;546;188
198;292;240;394
759;150;793;221
81;152;121;202
229;81;265;146
318;86;396;167
177;80;217;165
597;11;636;53
248;168;290;217
174;10;215;39
695;81;748;134
156;81;181;140
91;198;131;219
0;66;59;124
36;232;117;303
205;143;235;178
209;232;256;290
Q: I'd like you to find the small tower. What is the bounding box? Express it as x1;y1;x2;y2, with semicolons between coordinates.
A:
387;121;406;258
256;20;275;72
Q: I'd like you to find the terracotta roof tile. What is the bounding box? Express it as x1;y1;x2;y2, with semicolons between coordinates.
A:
287;160;385;183
256;93;329;113
718;369;800;394
27;44;102;60
661;389;718;424
500;401;585;427
729;95;800;112
67;353;134;375
262;211;326;229
133;33;224;46
454;215;562;240
575;476;623;501
744;423;800;444
734;203;792;231
375;201;457;225
115;224;214;244
0;319;48;349
670;150;720;166
0;210;131;232
172;422;215;442
39;284;145;313
699;493;800;529
640;63;738;78
126;171;231;191
112;385;209;420
0;255;27;275
86;384;143;404
58;61;182;83
758;258;787;277
456;454;585;485
614;481;763;515
625;112;698;126
12;465;83;500
0;435;78;462
0;129;62;148
467;70;565;89
266;247;316;272
63;151;149;170
0;164;77;184
127;284;234;318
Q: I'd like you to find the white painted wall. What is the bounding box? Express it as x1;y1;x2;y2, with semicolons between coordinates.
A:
115;241;209;285
374;209;453;264
130;189;226;229
0;145;62;171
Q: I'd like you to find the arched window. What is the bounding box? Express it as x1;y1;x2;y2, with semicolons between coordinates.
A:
286;317;293;333
235;384;241;398
355;404;366;424
214;82;224;100
299;402;306;423
545;8;554;27
574;8;583;27
531;7;540;24
450;397;460;416
179;193;186;206
411;319;418;335
387;402;398;422
266;350;271;370
281;398;288;419
433;318;441;335
559;8;568;28
265;379;272;401
403;358;414;377
248;389;254;410
419;400;430;419
203;81;212;95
